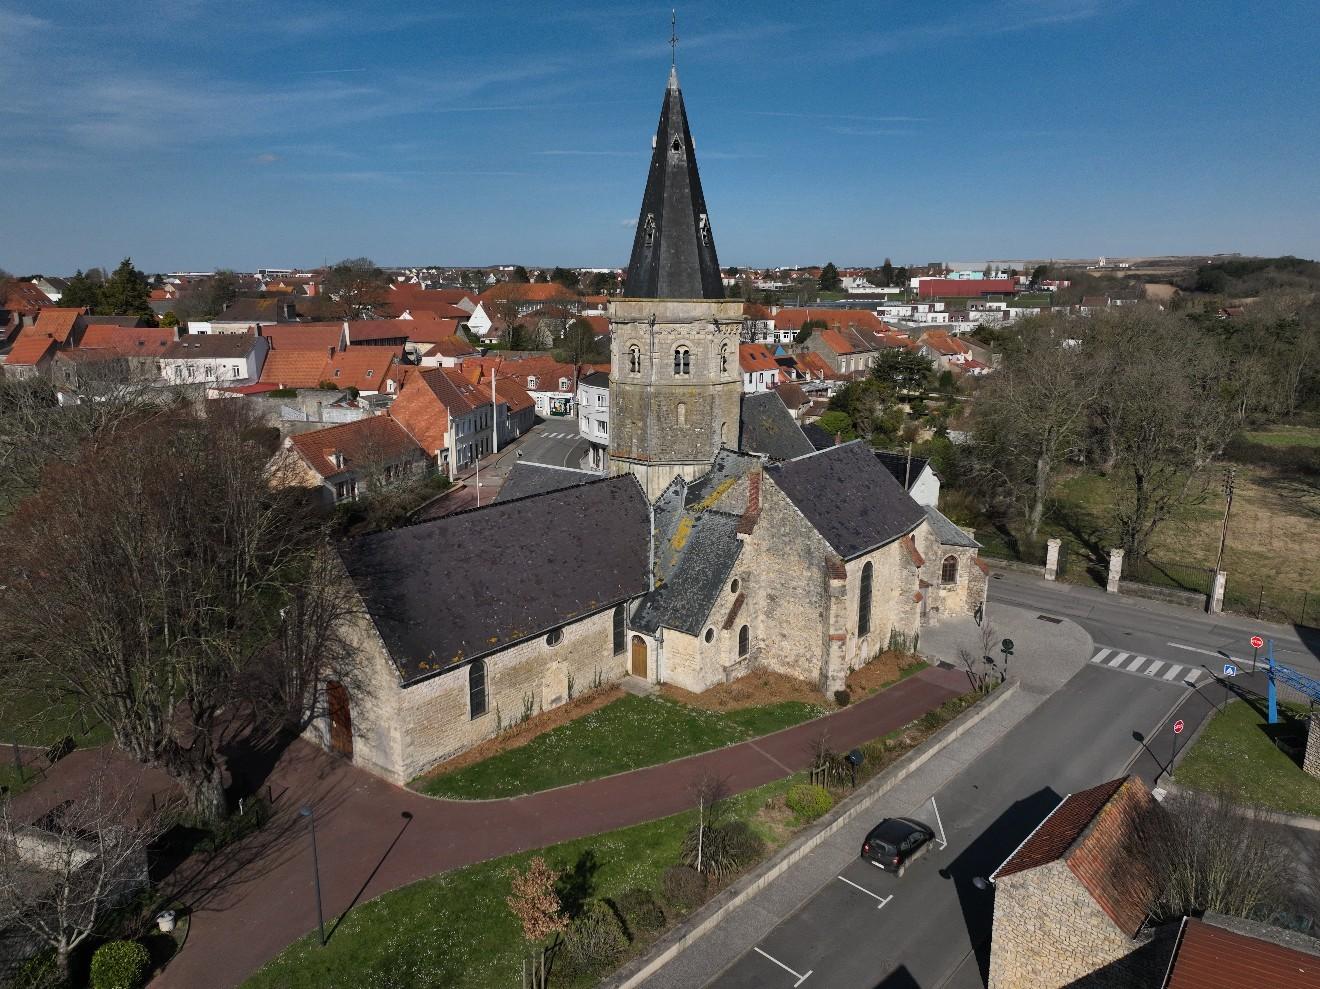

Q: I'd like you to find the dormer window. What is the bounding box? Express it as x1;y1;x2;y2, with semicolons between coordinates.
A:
527;375;538;389
670;137;682;153
330;451;344;469
643;214;656;248
334;369;341;377
365;369;374;378
559;377;569;391
699;213;710;246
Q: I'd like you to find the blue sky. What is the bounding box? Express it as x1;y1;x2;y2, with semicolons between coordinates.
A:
2;0;1318;274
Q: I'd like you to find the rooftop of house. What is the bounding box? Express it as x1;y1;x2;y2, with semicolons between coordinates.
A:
580;370;610;389
78;324;178;353
479;282;579;305
287;415;423;480
211;296;301;323
739;390;815;462
259;349;331;389
161;334;263;360
874;450;935;489
739;342;780;373
766;440;926;560
3;332;58;365
322;347;403;392
29;307;86;344
258;322;344;353
991;775;1163;939
345;320;415;343
4;282;54;314
775;380;807;410
338;474;650;681
1163;914;1320;989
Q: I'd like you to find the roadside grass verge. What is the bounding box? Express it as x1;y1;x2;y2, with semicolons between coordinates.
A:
1173;699;1320;817
413;693;821;800
0;688;111;749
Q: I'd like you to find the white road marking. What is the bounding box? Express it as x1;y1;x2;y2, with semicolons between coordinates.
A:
837;874;893;908
1184;669;1202;684
1091;648;1113;664
1107;652;1130;667
1167;642;1229;659
753;947;813;986
1126;655;1148;670
1145;661;1165;677
1162;665;1183;681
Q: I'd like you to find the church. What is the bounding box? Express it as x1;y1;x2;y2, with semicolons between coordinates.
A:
313;65;989;785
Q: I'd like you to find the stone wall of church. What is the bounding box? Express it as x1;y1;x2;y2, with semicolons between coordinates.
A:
660;570;754;693
911;526;989;623
312;603;631;784
842;537;923;679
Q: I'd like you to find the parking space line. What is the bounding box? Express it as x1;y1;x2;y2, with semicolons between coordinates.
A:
753;946;813;986
1091;648;1112;664
837;874;893;908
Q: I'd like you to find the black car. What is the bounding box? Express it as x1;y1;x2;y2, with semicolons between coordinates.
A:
861;817;935;875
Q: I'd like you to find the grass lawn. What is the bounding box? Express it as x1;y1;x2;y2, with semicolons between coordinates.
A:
1247;426;1320;448
1173;699;1320;817
0;688;111;749
415;694;822;799
0;764;33;797
242;775;801;989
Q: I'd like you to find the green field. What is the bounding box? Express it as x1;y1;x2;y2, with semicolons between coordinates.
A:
0;689;111;749
1174;699;1320;817
414;694;823;799
243;775;800;989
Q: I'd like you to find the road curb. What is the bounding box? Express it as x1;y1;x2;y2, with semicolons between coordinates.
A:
602;679;1022;989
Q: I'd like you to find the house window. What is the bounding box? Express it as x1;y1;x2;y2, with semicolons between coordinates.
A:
597;393;606;406
528;376;538;389
941;555;959;585
232;364;241;376
738;625;749;657
598;420;608;436
334;479;356;502
628;345;641;374
673;347;690;376
546;627;563;647
613;604;626;655
469;660;487;719
858;561;873;637
559;377;569;391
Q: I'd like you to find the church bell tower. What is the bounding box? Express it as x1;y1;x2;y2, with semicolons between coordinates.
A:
608;64;744;499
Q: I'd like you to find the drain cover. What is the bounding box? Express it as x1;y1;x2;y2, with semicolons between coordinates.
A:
1037;614;1063;624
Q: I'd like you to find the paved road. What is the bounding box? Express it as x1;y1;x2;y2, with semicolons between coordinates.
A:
515;419;591;469
988;570;1320;677
704;664;1190;989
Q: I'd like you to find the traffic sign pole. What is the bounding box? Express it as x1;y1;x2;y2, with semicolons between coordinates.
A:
1172;718;1186;768
1250;634;1264;673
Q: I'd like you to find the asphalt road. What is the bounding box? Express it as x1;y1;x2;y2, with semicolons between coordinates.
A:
515;418;592;469
706;664;1191;989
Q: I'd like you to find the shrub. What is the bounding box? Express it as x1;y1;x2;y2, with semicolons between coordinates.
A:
785;783;834;820
612;887;666;939
833;689;851;707
681;818;766;880
90;940;152;989
661;864;708;912
719;820;766;866
556;899;628;977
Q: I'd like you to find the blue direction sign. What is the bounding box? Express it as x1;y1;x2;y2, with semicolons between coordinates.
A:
1223;663;1238;677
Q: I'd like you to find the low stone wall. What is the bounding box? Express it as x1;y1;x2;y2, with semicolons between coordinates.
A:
1306;714;1320;780
985;558;1044;578
1118;581;1207;611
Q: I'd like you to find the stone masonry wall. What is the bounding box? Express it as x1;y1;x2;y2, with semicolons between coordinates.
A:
989;862;1144;989
911;525;987;623
1306;713;1320;780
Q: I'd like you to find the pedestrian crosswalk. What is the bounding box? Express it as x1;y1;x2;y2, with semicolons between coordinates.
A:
538;430;579;440
1090;646;1203;685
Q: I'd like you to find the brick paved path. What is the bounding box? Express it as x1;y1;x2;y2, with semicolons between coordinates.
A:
128;666;964;988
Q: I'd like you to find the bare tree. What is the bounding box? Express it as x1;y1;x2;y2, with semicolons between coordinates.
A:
0;761;163;984
322;257;390;319
1149;788;1295;922
0;402;355;820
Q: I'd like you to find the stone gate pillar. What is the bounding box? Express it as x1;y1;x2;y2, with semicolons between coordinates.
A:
1304;714;1320;780
1210;570;1228;614
1106;549;1124;594
1044;538;1062;581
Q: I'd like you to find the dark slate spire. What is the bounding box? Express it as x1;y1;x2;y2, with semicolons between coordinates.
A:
622;66;724;300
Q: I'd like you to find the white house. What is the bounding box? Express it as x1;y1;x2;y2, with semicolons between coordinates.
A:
576;371;610;470
739;343;780;393
159;334;269;388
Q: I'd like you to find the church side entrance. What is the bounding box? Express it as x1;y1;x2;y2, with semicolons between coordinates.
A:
631;635;648;678
326;680;353;758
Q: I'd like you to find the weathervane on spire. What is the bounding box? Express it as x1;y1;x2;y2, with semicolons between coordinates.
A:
670;9;678;66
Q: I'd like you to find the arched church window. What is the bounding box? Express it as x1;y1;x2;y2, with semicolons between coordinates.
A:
673;346;690;376
738;625;750;657
628;345;641;374
858;561;873;637
720;342;729;373
941;556;959;585
613;604;626;655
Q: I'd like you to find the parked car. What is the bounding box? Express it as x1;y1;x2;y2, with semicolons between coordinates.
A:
861;817;935;875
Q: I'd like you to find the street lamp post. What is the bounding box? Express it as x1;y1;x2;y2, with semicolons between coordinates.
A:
299;805;327;947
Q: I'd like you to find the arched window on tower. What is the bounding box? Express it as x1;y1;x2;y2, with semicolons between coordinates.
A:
628;345;641;374
674;346;690;376
858;561;873;637
941;555;959;585
720;342;729;373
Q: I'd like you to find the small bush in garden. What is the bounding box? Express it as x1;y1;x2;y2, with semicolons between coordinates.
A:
612;887;666;938
556;899;629;977
90;940;152;989
719;819;766;866
661;864;708;912
919;709;944;732
833;689;851;707
785;783;834;820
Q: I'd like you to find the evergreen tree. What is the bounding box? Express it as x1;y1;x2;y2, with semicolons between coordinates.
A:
60;269;103;311
98;258;153;320
818;262;842;292
881;258;895;287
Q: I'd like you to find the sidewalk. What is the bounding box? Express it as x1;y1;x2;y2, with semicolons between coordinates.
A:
148;666;968;988
920;603;1094;695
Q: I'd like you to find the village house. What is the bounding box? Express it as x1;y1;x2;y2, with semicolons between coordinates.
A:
739;342;780;393
278;415;431;507
159;333;269;388
2;308;90;380
804;326;876;376
577;370;611;470
387;366;496;477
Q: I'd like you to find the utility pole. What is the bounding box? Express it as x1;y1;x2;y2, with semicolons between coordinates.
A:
1213;467;1235;575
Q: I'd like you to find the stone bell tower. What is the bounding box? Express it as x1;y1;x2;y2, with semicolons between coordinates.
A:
608;65;743;499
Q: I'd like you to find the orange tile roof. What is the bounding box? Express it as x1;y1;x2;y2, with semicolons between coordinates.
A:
79;324;177;353
427;336;477;358
480;282;578;304
403;319;463;344
323;347;403;392
288;416;423;479
259;322;344;353
345;320;414;344
793;350;837;379
819;327;869;356
493;375;534;414
1164;917;1320;989
3;332;58;366
921;330;972;356
740;343;779;373
31;307;85;344
260;350;332;389
5;282;54;314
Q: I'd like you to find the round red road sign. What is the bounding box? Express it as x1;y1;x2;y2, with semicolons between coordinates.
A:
1173;719;1185;734
1250;635;1264;650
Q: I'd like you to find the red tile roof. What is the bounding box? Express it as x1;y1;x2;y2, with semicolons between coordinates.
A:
259;322;344;353
426;336;477;358
387;284;476;314
819;327;870;356
1164;917;1320;989
322;347;403;392
345;320;413;344
920;330;972;356
260;350;332;389
30;307;85;344
403;319;463;344
740;343;779;374
288;416;423;479
776;381;807;410
493;375;534;414
580;314;610;337
793;350;837;379
775;307;888;334
79;324;178;353
3;332;58;366
480;282;578;304
4;282;53;315
993;776;1162;938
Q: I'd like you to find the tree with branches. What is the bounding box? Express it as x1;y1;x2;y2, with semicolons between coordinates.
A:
323;257;390;319
0;761;162;984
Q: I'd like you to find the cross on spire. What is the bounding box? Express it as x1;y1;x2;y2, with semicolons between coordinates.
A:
670;9;677;66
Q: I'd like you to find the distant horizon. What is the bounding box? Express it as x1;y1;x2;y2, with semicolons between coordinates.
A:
4;1;1318;272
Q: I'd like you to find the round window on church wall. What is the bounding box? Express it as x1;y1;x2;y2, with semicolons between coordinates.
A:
730;579;740;594
546;628;563;647
704;628;715;643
